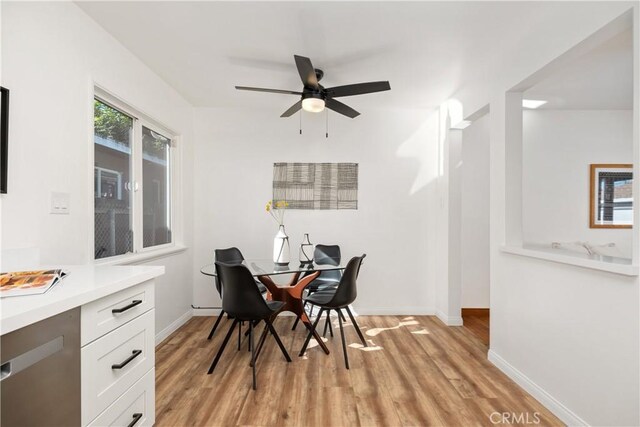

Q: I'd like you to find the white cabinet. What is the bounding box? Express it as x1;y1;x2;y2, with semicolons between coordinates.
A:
81;280;156;427
87;369;155;427
81;280;155;346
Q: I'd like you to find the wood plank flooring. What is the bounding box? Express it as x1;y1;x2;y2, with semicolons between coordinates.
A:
156;315;562;427
462;310;490;346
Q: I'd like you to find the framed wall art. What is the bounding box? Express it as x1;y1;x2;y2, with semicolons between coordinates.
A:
589;163;633;228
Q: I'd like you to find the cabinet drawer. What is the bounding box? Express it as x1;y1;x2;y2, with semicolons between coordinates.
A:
87;368;155;427
82;280;155;346
81;309;155;425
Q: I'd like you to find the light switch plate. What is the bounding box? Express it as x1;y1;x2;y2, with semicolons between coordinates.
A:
51;192;70;214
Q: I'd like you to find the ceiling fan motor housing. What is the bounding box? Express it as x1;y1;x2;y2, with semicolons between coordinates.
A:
302;91;325;101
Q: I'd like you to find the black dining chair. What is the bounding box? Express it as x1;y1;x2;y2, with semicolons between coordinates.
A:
298;254;368;369
207;262;291;390
292;244;343;331
207;247;267;341
308;244;343;291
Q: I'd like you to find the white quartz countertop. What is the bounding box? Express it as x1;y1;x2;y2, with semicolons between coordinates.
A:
1;265;165;335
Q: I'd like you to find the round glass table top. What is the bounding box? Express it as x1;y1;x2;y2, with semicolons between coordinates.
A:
200;259;346;277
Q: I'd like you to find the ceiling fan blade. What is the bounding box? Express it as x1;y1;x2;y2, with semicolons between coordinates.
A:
294;55;319;89
326;98;360;119
235;86;302;95
281;100;303;117
326;81;390;98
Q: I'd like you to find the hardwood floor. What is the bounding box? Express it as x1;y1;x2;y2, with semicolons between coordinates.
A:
156;315;562;427
462;309;490;346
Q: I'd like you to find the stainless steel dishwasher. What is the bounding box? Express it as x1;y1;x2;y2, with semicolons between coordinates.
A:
1;307;81;427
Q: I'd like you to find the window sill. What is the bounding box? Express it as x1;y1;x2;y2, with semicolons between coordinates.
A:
94;245;188;266
500;245;638;276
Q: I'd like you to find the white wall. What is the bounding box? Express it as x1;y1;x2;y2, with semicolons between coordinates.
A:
0;2;195;337
449;3;639;425
192;106;441;315
523;110;633;257
461;114;490;308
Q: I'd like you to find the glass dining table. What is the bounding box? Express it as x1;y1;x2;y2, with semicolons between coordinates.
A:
200;260;346;355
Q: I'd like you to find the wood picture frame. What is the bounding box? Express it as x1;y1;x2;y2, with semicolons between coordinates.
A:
0;86;8;194
589;163;633;229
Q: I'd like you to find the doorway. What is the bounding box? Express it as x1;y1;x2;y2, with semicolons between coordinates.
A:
460;111;490;346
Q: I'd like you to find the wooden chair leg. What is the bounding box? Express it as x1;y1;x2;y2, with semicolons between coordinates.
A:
251;323;270;367
292;301;307;330
323;311;329;337
266;319;292;362
250;321;257;390
237;321;242;351
337;310;350;369
299;308;325;357
207;310;226;340
208;319;237;374
323;310;334;337
291;316;300;331
345;306;367;347
248;320;259;351
308;303;315;318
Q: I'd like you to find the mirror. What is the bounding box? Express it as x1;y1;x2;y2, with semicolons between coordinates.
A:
590;164;632;228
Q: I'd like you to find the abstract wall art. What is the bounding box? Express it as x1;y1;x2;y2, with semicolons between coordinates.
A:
272;162;358;210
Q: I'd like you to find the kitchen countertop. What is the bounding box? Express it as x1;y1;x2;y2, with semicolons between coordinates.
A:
1;265;164;335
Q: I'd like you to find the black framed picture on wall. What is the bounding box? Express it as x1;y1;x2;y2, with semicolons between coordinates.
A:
1;86;8;194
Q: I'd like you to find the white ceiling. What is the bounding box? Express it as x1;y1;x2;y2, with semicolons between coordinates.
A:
77;1;628;113
525;28;632;110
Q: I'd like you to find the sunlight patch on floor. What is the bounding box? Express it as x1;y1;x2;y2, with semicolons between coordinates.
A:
411;328;430;335
366;320;419;337
306;336;329;350
349;342;384;352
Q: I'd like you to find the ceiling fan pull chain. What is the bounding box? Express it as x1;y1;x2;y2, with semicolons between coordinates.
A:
299;109;302;135
326;109;329;138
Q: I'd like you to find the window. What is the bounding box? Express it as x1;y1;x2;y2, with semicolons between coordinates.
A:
142;126;172;247
94;95;174;260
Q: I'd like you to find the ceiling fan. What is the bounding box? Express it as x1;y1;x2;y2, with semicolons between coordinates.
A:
235;55;391;119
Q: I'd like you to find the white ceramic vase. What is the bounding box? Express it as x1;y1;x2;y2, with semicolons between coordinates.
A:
273;225;290;265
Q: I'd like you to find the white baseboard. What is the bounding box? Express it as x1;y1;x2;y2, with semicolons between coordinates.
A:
488;350;589;426
353;307;435;316
192;308;221;317
155;310;193;346
435;310;464;326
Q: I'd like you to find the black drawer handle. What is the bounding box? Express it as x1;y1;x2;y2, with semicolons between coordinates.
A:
112;350;142;369
128;413;143;427
112;300;143;314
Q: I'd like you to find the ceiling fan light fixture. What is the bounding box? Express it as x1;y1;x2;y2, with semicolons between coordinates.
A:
302;97;325;113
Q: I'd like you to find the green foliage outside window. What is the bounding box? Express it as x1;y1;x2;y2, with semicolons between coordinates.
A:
94;99;170;158
94;100;132;145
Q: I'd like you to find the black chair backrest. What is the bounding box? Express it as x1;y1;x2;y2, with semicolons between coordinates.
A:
215;247;245;263
213;247;246;296
314;244;342;282
214;262;272;320
328;254;366;307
